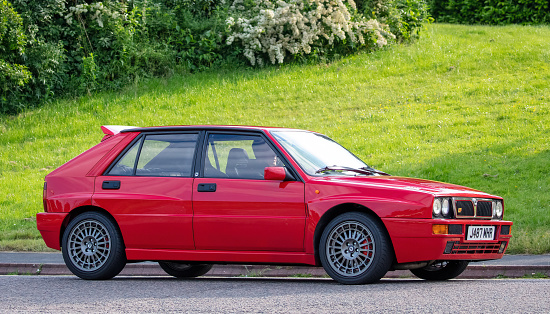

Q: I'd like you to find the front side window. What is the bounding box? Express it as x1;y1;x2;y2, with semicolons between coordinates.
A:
203;134;285;179
107;133;198;177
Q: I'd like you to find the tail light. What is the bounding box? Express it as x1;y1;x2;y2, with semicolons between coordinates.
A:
43;181;48;212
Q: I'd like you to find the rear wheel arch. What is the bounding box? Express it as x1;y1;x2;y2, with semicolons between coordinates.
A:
159;262;213;278
313;203;395;266
60;206;124;249
61;211;126;279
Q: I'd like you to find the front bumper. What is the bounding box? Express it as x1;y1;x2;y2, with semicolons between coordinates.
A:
36;212;68;251
383;218;513;264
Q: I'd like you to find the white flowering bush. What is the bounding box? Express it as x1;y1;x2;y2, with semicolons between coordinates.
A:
65;2;124;28
225;0;395;65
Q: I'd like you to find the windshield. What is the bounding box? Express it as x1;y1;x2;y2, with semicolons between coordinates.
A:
271;130;370;176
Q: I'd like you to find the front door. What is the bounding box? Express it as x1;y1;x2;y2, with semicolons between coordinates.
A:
193;133;306;252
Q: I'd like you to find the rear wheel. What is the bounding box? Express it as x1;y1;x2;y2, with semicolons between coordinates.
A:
158;262;213;278
410;261;469;281
319;212;393;285
62;212;126;280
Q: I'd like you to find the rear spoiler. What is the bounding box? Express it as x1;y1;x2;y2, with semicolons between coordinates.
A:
101;125;138;142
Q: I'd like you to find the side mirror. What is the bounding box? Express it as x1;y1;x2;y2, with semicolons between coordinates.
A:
264;167;287;181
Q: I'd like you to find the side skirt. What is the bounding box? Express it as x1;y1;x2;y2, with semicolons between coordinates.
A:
126;249;316;265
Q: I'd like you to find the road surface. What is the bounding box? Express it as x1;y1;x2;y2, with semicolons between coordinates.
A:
1;276;548;312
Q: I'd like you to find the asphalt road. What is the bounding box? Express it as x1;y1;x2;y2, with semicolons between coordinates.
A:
1;276;549;312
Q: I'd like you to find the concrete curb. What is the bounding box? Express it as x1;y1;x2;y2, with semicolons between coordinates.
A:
1;263;549;279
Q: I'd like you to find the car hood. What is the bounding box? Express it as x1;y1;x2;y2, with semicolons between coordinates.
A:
311;176;500;199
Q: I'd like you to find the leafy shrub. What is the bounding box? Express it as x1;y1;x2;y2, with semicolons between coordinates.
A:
64;1;166;84
80;53;98;95
8;0;181;103
427;0;550;24
171;4;229;71
0;0;32;114
164;0;222;18
358;0;432;42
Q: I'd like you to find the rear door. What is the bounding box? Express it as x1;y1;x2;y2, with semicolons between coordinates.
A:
192;132;306;252
92;132;199;250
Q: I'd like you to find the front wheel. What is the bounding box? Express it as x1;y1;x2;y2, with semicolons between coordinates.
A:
159;262;213;278
319;212;393;285
62;212;126;280
410;261;469;281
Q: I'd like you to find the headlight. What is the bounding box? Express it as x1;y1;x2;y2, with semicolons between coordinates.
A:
433;198;442;216
495;201;503;219
442;198;450;217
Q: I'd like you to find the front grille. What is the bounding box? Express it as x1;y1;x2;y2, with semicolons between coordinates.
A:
445;241;501;254
477;201;492;217
454;198;494;219
456;200;474;216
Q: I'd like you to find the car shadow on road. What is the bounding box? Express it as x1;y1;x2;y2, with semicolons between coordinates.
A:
103;276;459;286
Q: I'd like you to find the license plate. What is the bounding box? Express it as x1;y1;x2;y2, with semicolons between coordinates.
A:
466;226;495;241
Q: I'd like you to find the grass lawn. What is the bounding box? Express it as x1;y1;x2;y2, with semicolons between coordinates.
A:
1;23;549;253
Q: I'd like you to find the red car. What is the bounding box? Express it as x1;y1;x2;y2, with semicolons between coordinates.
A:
37;125;512;284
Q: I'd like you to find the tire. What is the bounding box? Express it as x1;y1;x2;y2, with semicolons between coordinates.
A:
62;212;126;280
159;262;213;278
319;212;393;285
410;261;469;281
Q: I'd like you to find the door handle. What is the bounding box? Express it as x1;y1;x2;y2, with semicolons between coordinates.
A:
197;183;216;192
102;180;121;190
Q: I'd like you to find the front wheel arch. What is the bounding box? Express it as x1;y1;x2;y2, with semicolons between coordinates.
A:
319;211;394;284
313;203;395;266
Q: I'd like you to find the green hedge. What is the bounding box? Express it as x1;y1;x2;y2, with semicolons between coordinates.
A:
1;0;431;115
428;0;550;24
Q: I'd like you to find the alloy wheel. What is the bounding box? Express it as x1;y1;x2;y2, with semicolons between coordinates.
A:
325;221;375;276
67;219;112;272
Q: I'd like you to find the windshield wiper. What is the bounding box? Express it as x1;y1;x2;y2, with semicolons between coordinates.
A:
360;166;389;176
315;165;389;176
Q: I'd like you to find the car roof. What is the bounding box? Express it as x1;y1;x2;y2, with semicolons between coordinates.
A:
118;125;309;134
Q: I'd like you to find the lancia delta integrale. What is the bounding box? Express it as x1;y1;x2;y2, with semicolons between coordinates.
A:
37;125;512;284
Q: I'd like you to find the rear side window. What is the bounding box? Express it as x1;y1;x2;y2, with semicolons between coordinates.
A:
106;133;198;177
